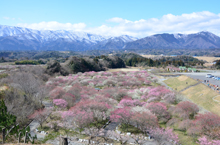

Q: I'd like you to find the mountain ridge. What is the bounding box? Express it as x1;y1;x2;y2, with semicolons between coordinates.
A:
0;25;220;51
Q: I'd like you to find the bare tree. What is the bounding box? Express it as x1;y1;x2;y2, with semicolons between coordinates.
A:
11;72;41;98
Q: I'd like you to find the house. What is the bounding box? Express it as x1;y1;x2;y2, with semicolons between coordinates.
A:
179;66;186;71
188;68;192;72
192;68;197;72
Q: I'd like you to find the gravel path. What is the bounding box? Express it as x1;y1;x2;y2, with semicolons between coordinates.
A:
29;101;53;139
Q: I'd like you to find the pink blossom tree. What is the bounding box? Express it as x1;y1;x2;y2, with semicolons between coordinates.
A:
73;110;94;130
118;98;146;108
62;93;76;109
131;111;158;133
178;119;193;131
49;86;65;99
173;101;199;119
53;99;68;109
70;99;111;132
146;102;170;123
193;112;220;139
198;136;220;145
162;92;177;104
110;107;133;131
148;127;179;144
29;108;52;128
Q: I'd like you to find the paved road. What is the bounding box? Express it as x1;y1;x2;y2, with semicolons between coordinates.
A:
176;71;220;87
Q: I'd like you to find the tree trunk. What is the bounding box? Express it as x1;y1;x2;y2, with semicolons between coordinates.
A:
59;137;68;145
2;128;5;144
18;132;21;143
24;131;27;143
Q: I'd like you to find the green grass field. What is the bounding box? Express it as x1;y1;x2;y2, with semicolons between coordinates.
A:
175;130;198;145
164;75;220;116
182;83;220;116
164;75;198;91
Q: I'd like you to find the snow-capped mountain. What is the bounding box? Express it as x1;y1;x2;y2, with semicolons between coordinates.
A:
0;25;108;43
0;25;136;51
1;25;220;51
91;35;138;50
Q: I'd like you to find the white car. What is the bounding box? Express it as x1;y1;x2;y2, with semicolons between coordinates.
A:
206;74;213;78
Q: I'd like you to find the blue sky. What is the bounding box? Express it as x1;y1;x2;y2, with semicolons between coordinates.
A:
1;0;220;37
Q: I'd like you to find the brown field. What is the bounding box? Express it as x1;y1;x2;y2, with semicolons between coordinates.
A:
214;95;220;102
108;67;141;72
195;56;220;63
141;55;159;58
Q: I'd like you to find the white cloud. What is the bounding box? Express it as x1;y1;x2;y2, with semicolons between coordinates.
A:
107;17;131;23
17;21;86;31
3;17;10;20
16;11;220;37
3;17;20;21
3;17;15;20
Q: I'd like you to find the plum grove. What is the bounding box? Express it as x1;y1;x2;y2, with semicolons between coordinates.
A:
30;70;220;144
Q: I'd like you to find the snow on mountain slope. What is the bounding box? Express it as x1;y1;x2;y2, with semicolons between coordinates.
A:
0;25;138;51
0;25;108;44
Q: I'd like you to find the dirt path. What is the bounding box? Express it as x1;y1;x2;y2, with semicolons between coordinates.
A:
179;82;202;93
213;95;220;103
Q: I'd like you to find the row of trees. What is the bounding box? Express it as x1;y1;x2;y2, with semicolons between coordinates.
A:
119;53;205;67
15;60;45;65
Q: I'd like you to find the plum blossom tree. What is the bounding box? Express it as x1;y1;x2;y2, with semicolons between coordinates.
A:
173;101;199;119
146;102;170;123
62;93;75;109
118;98;146;108
110;107;133;131
70;99;111;134
131;111;158;133
178;119;193;131
193;112;220;139
49;87;65;99
197;136;220;145
186;125;203;137
53;99;68;109
29;108;51;128
148;127;179;144
162;92;177;104
73;110;94;130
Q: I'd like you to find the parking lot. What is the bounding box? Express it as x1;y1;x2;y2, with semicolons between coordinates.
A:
177;71;220;87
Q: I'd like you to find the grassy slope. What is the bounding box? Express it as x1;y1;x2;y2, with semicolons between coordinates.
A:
182;83;220;116
163;75;220;145
163;75;198;91
215;96;220;102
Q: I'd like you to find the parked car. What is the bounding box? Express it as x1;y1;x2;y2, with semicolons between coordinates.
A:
206;74;213;78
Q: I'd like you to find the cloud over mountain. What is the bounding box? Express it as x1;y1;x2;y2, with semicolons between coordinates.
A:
16;11;220;38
